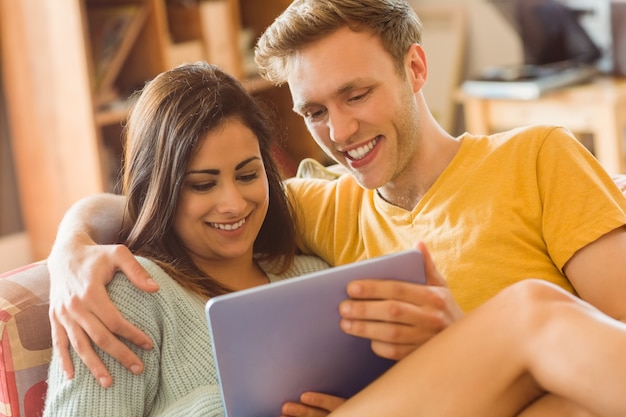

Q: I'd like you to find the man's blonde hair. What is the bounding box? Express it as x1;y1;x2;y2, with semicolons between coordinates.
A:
255;0;423;85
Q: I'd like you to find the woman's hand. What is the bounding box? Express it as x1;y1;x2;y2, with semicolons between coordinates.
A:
281;392;346;417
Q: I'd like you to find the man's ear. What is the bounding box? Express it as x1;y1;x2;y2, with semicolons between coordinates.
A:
405;43;427;92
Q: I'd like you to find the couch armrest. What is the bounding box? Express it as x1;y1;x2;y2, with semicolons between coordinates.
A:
0;261;51;417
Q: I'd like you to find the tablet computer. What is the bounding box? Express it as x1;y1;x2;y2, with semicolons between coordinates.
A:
205;249;426;417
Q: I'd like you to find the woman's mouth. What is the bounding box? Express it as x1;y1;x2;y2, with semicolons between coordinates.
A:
208;218;246;231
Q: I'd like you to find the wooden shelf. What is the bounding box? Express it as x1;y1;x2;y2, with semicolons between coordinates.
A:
0;0;323;260
242;75;273;94
95;101;132;126
87;3;150;104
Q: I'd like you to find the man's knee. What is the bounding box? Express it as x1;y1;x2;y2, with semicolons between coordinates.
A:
497;279;581;333
501;279;574;307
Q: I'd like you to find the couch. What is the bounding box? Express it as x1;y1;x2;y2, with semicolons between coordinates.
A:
0;261;49;417
1;174;626;417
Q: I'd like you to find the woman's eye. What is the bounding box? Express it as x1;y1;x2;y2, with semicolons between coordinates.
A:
191;182;215;192
239;172;259;182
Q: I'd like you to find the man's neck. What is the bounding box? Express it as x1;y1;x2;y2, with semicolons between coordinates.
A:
377;134;461;211
376;182;430;211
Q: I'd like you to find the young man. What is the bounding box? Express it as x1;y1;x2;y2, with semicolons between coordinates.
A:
48;0;626;409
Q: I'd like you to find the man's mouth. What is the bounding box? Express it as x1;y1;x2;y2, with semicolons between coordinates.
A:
346;137;379;160
208;218;246;231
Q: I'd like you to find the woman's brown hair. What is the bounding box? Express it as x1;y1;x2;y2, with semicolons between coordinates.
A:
121;62;297;298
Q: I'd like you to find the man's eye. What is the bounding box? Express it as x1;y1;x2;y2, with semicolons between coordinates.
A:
305;108;326;120
349;89;371;103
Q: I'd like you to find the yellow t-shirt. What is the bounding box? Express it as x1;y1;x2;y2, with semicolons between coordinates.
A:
286;125;626;312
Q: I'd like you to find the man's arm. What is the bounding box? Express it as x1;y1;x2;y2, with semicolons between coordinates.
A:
339;226;626;359
47;193;159;387
564;225;626;322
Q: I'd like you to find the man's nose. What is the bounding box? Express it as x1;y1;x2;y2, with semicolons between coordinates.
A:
328;110;358;144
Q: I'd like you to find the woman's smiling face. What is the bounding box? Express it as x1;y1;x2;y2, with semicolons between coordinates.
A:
174;118;269;267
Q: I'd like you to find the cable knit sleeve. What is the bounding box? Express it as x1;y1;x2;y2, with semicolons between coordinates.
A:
44;255;329;416
153;385;224;417
44;257;224;417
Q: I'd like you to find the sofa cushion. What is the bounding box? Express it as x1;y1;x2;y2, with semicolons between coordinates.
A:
613;174;626;194
0;261;50;417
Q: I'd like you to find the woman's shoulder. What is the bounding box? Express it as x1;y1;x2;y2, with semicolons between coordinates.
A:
108;256;198;316
293;254;331;272
110;256;180;289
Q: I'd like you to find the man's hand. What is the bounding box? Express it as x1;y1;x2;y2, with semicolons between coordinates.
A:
48;234;159;387
339;242;463;360
281;392;346;417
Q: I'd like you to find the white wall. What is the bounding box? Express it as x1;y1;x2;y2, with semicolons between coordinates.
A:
411;0;613;76
408;0;524;135
410;0;523;78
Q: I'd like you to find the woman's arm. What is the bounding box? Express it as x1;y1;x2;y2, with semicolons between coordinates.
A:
154;387;225;417
48;193;159;387
44;268;163;416
45;261;226;416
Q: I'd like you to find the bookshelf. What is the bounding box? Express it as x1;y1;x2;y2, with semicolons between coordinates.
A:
0;0;325;260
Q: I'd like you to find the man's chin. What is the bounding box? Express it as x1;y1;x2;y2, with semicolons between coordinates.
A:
353;174;385;191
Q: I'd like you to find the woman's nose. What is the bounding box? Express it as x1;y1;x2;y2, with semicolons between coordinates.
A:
215;183;247;214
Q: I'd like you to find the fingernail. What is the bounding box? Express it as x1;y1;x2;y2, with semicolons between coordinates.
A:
130;364;142;375
98;376;109;387
142;343;152;350
347;282;362;296
147;279;159;288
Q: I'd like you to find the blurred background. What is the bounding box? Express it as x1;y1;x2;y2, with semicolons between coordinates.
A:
0;0;619;272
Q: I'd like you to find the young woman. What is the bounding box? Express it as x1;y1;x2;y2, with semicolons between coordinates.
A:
43;62;329;416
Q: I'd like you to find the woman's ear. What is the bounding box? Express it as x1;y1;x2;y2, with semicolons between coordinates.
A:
405;43;427;92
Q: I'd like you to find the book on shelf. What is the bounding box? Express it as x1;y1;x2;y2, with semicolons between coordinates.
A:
87;4;148;105
460;62;599;100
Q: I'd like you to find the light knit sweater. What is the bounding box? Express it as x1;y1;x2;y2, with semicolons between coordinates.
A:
44;255;330;417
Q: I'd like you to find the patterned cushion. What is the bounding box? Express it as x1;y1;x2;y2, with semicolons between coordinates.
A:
0;262;50;417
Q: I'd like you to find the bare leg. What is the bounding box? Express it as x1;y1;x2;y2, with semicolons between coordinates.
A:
330;279;626;417
519;395;597;417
